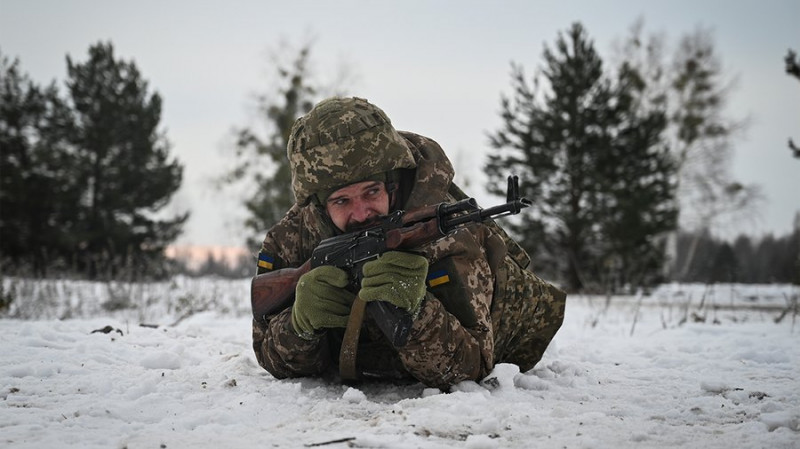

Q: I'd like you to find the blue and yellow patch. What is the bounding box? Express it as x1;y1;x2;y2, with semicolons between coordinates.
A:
257;253;274;270
426;270;450;288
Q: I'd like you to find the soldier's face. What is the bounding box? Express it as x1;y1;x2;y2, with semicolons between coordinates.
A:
325;181;390;232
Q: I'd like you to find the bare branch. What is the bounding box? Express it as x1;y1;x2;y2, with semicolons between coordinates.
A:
789;138;800;159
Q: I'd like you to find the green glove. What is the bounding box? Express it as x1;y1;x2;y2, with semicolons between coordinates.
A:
360;251;428;313
291;265;356;339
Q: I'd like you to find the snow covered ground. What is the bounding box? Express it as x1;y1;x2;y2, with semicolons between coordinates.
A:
1;277;798;448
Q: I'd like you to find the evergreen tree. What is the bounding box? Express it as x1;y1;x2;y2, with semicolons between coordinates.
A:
709;242;738;283
487;23;677;291
753;234;781;283
732;234;756;283
65;42;186;278
0;51;78;275
673;228;799;284
595;61;677;288
771;227;800;283
487;23;607;290
197;252;227;278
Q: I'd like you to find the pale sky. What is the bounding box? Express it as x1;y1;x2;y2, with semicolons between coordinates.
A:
2;0;798;250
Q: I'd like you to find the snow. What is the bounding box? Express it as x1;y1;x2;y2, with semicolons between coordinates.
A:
1;277;798;448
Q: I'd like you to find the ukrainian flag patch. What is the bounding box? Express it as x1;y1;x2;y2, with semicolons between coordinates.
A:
427;270;450;288
257;253;274;270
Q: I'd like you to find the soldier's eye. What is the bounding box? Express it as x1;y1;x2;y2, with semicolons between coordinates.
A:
328;197;347;207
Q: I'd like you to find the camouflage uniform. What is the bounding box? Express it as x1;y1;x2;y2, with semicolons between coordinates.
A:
252;98;566;390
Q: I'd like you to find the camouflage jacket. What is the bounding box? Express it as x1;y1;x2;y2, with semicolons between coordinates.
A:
251;132;566;389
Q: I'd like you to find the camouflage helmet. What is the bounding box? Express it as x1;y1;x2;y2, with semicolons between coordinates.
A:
287;97;417;205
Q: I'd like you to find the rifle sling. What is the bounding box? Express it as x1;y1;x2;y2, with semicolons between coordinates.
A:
339;296;366;381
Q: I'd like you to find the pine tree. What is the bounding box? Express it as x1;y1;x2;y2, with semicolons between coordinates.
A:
732;235;756;283
65;42;186;278
487;23;677;291
595;62;677;288
487;23;607;290
709;243;738;283
0;51;78;275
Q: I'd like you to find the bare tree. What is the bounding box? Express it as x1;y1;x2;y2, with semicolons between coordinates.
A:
219;39;357;247
616;21;762;280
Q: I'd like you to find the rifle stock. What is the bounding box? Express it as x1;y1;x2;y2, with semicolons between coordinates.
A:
251;260;310;323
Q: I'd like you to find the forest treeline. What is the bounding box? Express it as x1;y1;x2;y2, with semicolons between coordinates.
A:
2;22;798;290
674;228;799;285
172;227;799;286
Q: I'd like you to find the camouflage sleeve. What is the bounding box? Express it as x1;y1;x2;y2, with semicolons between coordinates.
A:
395;226;495;389
252;308;333;378
256;204;314;275
251;204;332;379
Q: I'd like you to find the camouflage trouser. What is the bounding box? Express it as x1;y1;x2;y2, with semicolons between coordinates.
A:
490;256;567;372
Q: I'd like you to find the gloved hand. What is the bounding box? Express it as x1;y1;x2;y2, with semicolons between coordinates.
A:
360;251;428;313
291;265;355;339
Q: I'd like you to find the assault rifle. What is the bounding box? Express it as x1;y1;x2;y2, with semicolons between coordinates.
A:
250;175;531;348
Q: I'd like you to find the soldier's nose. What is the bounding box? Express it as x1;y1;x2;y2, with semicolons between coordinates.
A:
347;198;369;221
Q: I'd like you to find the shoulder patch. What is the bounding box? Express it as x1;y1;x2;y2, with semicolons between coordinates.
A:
426;270;451;288
257;253;275;270
425;260;477;328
